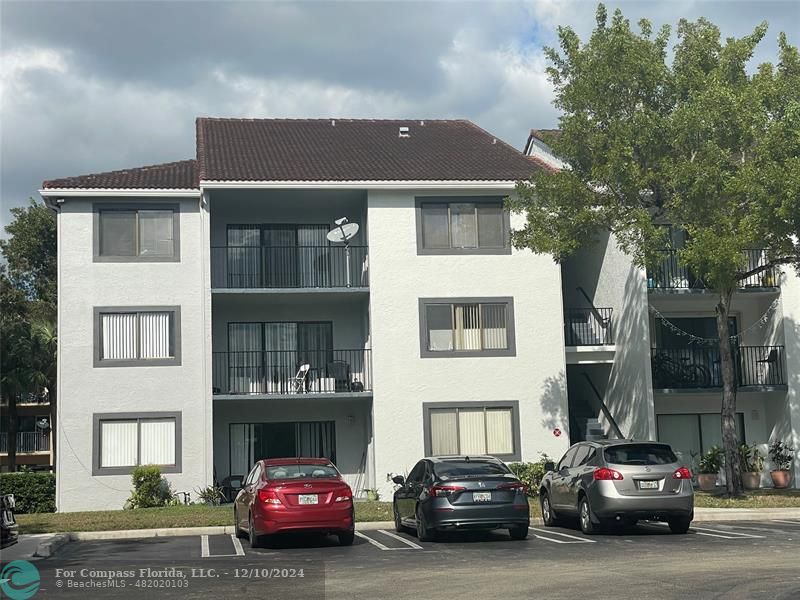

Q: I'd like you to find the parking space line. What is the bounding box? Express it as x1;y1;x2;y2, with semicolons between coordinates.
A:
201;535;210;558
690;526;764;539
354;531;393;550
772;520;800;526
377;529;423;549
529;528;596;543
231;534;245;556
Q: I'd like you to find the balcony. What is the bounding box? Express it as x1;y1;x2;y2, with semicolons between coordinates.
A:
0;391;50;406
212;349;372;397
647;250;778;292
651;345;786;390
0;432;50;454
211;246;369;290
564;308;614;364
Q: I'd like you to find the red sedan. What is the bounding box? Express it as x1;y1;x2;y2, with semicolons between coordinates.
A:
234;458;355;547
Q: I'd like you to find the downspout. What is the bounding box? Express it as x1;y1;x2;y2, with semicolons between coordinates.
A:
200;190;212;488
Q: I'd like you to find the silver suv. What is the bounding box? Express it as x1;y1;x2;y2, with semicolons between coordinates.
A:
540;440;694;534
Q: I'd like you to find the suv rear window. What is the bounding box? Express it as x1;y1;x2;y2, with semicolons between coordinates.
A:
603;444;677;466
434;461;510;479
265;464;338;479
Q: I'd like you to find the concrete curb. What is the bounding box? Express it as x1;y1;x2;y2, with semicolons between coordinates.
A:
33;534;71;558
70;525;236;541
693;507;800;522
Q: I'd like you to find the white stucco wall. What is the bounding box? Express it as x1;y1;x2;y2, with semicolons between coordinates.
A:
366;189;570;498
55;196;212;511
779;267;800;487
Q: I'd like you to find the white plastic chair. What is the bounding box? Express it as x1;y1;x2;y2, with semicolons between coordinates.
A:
290;363;311;393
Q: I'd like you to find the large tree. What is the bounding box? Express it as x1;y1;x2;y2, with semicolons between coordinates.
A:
510;5;800;496
0;199;57;471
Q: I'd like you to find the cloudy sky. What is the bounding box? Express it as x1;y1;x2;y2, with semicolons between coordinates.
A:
1;0;797;228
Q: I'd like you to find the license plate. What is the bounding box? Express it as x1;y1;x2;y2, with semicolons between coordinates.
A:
638;480;659;490
473;491;492;502
298;494;318;505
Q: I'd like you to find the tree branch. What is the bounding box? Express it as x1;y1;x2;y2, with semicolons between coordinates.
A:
737;256;800;281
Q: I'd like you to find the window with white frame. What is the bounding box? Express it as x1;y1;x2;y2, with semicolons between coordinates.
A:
416;198;509;254
424;403;520;460
93;413;181;475
95;204;179;261
420;298;515;357
94;307;180;367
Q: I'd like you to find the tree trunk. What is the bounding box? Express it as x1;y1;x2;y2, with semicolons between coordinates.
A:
8;397;17;472
716;290;743;497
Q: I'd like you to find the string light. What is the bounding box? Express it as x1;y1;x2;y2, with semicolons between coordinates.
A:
648;297;781;345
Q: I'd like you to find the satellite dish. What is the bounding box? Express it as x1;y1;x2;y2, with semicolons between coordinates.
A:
326;217;360;288
326;220;359;245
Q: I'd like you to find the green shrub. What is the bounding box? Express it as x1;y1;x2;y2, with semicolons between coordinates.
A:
125;465;173;509
508;453;554;497
0;472;56;513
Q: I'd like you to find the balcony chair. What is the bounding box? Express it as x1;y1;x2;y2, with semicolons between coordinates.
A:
290;363;311;393
327;360;352;392
756;348;779;385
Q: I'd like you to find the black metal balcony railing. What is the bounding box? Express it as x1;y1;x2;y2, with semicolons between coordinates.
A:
211;246;369;289
651;345;785;389
564;308;614;346
0;391;50;406
0;432;50;453
213;349;372;395
647;249;778;290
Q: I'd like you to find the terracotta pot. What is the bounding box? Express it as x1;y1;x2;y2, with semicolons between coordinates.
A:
697;473;718;492
770;470;792;489
742;472;761;490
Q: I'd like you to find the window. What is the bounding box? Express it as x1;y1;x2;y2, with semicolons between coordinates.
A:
433;460;511;478
570;444;592;468
423;402;520;461
94;306;181;367
557;447;578;471
656;413;745;466
416;197;510;255
94;203;179;261
603;444;678;466
92;412;181;475
419;298;515;357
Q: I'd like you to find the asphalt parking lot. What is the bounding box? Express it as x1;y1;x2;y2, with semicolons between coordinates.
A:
21;518;800;599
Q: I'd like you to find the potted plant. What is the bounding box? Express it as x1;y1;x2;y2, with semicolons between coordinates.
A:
739;443;765;490
768;440;795;489
363;488;380;502
696;446;724;491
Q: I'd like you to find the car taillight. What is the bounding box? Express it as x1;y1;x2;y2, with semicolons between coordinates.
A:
428;485;466;497
497;482;527;494
257;489;282;505
593;467;624;481
672;467;692;479
335;493;352;503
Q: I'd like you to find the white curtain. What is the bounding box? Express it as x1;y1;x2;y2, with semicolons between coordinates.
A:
297;226;329;287
227;226;261;288
138;210;173;256
229;323;263;393
486;409;513;454
458;409;486;455
101;421;137;467
454;304;481;351
430;410;459;455
139;419;176;465
427;305;453;351
450;203;478;248
139;312;172;358
229;424;253;477
101;313;137;360
481;304;508;350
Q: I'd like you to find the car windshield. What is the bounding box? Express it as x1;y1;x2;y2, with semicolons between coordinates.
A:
434;461;510;479
265;464;339;480
604;444;677;466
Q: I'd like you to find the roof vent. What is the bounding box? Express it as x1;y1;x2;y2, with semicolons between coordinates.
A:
331;119;336;127
398;126;410;138
420;120;425;126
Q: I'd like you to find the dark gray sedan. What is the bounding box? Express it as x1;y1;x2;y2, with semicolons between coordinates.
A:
540;440;694;534
392;456;530;541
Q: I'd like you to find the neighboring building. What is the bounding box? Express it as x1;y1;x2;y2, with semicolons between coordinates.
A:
41;119;572;512
525;129;800;489
0;392;53;471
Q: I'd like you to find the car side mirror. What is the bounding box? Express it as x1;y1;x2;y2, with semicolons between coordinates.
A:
544;462;555;472
391;475;405;485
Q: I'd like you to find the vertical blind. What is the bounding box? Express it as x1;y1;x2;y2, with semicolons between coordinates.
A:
426;303;508;352
100;418;176;468
101;311;173;360
429;407;514;456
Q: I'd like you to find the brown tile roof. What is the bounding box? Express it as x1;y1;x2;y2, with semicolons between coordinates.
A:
529;128;562;144
42;159;198;190
196;118;541;182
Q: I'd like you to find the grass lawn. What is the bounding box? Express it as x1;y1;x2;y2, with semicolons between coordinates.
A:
694;488;800;508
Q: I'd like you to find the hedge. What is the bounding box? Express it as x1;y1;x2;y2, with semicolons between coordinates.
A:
0;472;56;513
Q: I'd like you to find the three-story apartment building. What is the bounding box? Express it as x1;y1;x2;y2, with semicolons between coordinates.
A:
41;119;572;511
526;129;800;488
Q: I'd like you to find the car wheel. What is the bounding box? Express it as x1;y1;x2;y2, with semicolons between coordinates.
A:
416;506;436;542
509;525;529;540
337;531;355;546
540;492;559;527
578;497;598;535
393;502;404;533
233;507;246;539
248;513;262;548
668;517;691;534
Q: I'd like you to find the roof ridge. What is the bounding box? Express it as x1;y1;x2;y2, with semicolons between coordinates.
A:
461;120;528;157
195;117;473;123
